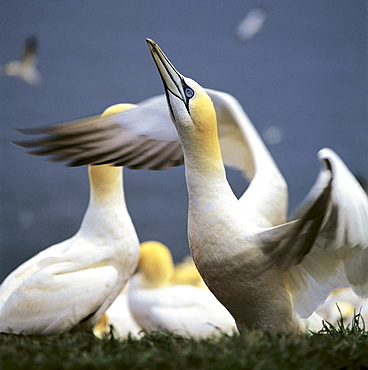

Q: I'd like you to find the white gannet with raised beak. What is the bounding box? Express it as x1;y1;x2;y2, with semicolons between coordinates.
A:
0;104;140;335
128;241;237;338
146;38;368;333
2;36;42;85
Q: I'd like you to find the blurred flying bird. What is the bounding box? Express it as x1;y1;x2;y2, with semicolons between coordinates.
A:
0;104;140;335
236;6;268;43
2;36;42;85
146;38;368;333
128;241;237;338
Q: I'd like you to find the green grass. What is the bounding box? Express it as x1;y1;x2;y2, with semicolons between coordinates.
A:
1;317;368;370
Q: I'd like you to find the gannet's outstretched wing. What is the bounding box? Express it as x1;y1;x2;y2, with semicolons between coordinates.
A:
260;149;368;317
15;94;182;169
15;90;260;175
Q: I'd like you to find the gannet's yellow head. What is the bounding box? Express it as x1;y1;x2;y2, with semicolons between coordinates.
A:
101;103;137;118
171;255;206;289
139;241;175;288
146;39;222;167
88;103;138;190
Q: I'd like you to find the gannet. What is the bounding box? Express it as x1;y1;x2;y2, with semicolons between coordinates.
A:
128;241;238;338
2;36;41;85
0;104;140;335
146;38;368;333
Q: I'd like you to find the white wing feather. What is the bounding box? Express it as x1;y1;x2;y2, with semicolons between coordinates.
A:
287;149;368;317
16;90;261;174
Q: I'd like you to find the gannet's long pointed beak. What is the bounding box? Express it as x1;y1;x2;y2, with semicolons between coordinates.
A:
146;39;188;104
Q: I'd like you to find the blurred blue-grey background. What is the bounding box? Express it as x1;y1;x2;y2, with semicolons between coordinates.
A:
1;1;367;283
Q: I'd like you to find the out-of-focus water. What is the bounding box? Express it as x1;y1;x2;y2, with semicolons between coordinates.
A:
1;1;367;282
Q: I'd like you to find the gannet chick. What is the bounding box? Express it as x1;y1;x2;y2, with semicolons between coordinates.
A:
93;284;141;340
2;36;41;85
128;241;237;338
0;104;140;335
147;38;368;333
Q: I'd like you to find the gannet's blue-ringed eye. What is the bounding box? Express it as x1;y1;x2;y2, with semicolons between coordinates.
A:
185;87;194;98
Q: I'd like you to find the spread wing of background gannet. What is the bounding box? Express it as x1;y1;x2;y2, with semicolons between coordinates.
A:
128;241;237;338
0;104;140;335
2;36;42;85
146;38;368;333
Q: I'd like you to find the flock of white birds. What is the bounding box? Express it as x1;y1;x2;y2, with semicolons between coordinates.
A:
1;32;367;339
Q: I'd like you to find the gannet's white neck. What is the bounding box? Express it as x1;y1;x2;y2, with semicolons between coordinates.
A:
181;90;287;228
88;165;124;205
79;164;127;236
177;92;235;205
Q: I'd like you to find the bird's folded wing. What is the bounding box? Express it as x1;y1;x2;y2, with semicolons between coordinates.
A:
0;263;118;334
260;148;368;317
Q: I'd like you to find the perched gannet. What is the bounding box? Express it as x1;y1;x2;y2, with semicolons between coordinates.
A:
2;36;41;85
146;38;368;333
128;241;237;338
0;104;140;335
93;284;142;340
